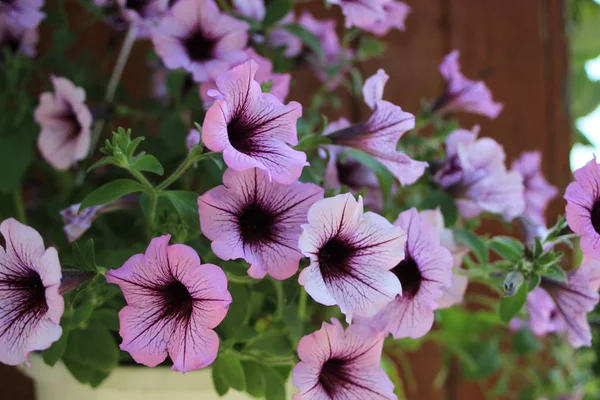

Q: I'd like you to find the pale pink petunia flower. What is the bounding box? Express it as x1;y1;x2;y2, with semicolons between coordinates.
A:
232;0;264;21
105;235;232;372
361;1;410;36
267;13;303;58
34;76;92;170
0;0;45;29
420;208;469;308
201;60;306;184
511;151;558;226
198;168;323;280
298;193;405;322
325;0;387;31
292;318;397;400
0;14;38;60
0;218;64;366
152;0;249;83
186;128;200;151
509;287;564;337
435;126;525;221
360;208;453;339
565;157;600;260
433;50;503;119
322;118;386;212
199;48;291;108
327;69;428;186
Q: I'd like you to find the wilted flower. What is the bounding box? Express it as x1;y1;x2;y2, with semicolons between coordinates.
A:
565;157;600;260
435;126;525;221
0;15;38;60
327;69;428;186
152;0;249;82
511;151;558;226
538;260;600;347
361;208;453;338
198;168;323;280
432;50;503;119
118;0;168;34
202;60;306;184
361;1;410;36
0;219;64;366
322;118;385;212
0;0;44;29
200;48;291;107
292;318;397;400
34;76;92;170
421;208;469;308
298;193;405;322
325;0;386;31
106;235;232;372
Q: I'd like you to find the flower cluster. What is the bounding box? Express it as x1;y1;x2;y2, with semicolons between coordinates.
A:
0;0;597;399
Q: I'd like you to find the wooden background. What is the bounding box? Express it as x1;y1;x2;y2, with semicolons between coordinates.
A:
0;0;572;398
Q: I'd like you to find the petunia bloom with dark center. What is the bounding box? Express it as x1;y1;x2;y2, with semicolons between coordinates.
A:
199;168;323;280
292;318;397;400
105;235;232;373
299;193;405;322
152;0;249;82
0;218;64;366
202;60;306;184
0;15;38;61
361;208;453;339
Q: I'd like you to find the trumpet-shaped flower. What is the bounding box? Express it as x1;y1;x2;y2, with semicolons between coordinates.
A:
298;193;405;322
198;168;323;280
0;219;63;366
106;235;232;372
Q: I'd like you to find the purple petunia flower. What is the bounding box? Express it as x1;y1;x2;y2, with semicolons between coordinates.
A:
509;287;564;337
292;318;397;400
327;69;428;186
105;235;232;372
0;218;64;366
360;208;453;339
360;1;410;36
118;0;168;35
0;14;38;60
232;0;264;20
435;126;525;221
322;118;385;212
267;13;303;58
565;157;600;260
34;76;92;170
432;50;503;119
0;0;44;29
201;60;306;184
198;168;323;280
151;0;249;82
298;193;405;322
325;0;387;31
186;128;200;151
421;208;469;308
200;48;291;108
511;151;558;226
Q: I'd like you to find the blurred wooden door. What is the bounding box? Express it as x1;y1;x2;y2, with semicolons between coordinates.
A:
0;0;570;398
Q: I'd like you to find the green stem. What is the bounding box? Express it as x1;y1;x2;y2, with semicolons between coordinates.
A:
12;188;26;224
272;278;284;320
298;289;307;321
88;25;138;157
225;272;257;284
147;191;158;233
156;151;212;191
232;350;297;366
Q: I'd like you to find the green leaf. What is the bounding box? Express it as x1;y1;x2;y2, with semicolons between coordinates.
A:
262;365;286;400
0;134;34;192
90;309;120;331
541;264;568;282
282;23;325;59
345;148;395;211
247;331;293;356
80;179;145;211
162;191;200;230
63;324;120;373
42;330;70;366
527;273;541;292
356;36;386;61
499;280;528;322
218;283;250;337
212;361;230;396
512;328;542;354
454;228;488;266
215;353;246;391
72;239;98;272
263;0;293;29
130;154;164;176
421;190;458;227
243;361;266;398
63;358;109;387
488;236;524;263
461;340;500;379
